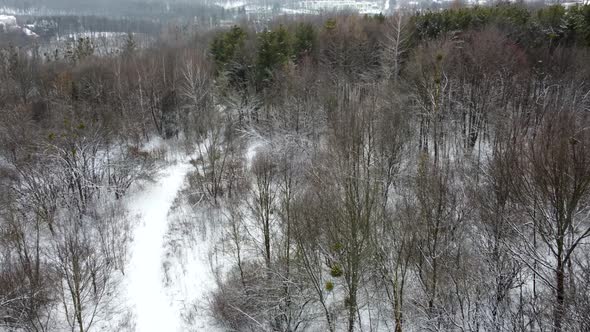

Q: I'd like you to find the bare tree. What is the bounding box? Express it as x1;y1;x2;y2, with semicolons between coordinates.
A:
407;41;454;162
292;192;337;332
51;198;129;332
250;150;277;270
505;102;590;332
381;12;411;83
471;142;521;332
316;83;382;332
179;53;213;141
410;154;467;330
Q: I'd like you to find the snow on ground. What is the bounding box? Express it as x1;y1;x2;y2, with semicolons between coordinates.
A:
22;27;37;36
117;136;272;332
214;0;388;15
56;31;129;41
246;140;265;166
216;0;248;9
0;14;17;28
296;0;386;13
124;158;193;332
153;136;270;331
162;203;227;332
0;14;38;36
121;136;229;332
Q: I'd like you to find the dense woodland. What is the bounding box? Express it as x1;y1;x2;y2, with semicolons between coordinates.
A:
1;3;590;332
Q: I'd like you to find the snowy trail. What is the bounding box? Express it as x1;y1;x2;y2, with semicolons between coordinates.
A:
125;160;191;332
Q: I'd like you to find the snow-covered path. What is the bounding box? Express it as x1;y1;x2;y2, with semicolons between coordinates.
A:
125;161;191;332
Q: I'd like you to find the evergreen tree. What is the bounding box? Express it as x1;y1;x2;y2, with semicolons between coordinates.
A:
210;25;246;69
293;23;316;59
256;25;292;86
122;32;137;58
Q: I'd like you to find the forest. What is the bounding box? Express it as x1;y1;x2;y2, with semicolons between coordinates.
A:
1;2;590;332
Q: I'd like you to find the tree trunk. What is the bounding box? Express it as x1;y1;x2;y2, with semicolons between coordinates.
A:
554;256;565;332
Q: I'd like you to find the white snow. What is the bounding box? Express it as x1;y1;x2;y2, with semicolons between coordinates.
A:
214;0;388;15
383;0;390;13
0;14;38;37
122;140;227;332
22;27;38;37
62;31;127;40
216;0;248;9
0;14;17;28
124;160;192;332
246;140;264;165
162;204;226;331
288;0;387;14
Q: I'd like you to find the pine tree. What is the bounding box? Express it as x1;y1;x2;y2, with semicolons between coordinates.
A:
122;32;137;58
256;25;292;85
293;23;316;59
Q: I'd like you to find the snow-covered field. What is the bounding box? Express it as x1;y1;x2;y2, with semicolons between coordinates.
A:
294;0;387;14
119;143;225;332
124;160;191;332
215;0;391;14
117;136;270;332
0;14;38;37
